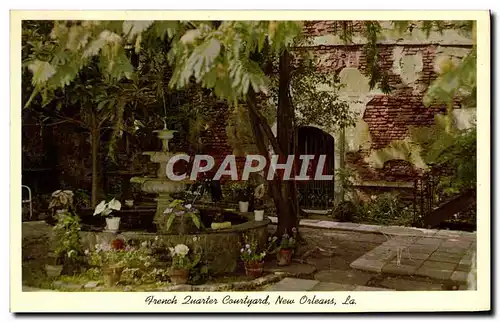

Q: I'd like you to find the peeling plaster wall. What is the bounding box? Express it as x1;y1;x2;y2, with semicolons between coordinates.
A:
301;21;474;187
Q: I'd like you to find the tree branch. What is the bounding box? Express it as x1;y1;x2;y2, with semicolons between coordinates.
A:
245;95;283;156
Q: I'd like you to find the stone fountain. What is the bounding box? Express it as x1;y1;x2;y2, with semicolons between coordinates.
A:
130;129;189;228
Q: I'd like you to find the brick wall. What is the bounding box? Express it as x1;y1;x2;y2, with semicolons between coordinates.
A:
299;23;470;183
192;22;470;186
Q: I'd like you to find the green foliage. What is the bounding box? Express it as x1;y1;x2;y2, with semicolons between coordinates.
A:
52;210;82;265
424;49;477;110
334;167;358;203
410;114;476;195
333;201;357;223
163;200;202;232
362;21;392;94
286;53;356;130
168;21;303;105
268;228;298;250
86;239;156;269
73;189;91;209
354;193;415;226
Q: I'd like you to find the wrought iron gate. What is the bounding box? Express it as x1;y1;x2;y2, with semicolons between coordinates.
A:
296;127;335;209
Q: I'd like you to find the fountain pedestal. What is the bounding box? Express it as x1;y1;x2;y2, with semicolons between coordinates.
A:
130;130;190;232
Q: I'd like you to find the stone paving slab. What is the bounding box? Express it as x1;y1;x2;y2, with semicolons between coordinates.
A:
310;282;356;291
268;216;474;240
450;271;468;284
23;285;56;292
264;278;393;292
350;232;476;283
350;258;385;273
378;277;445;291
314;269;375;286
353;285;392;291
264;278;319;291
416;266;454;280
264;261;317;277
382;263;419;275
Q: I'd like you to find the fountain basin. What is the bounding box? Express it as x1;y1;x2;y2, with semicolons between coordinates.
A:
79;216;270;274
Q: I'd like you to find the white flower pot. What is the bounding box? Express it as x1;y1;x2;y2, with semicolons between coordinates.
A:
239;201;249;213
105;217;121;232
254;210;264;221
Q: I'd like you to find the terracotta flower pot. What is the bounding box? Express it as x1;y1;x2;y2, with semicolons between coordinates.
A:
244;261;264;278
277;249;293;266
170;268;190;285
103;266;124;286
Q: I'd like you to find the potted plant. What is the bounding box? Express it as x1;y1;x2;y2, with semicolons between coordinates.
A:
47;190;74;224
230;181;250;212
273;228;298;266
253;184;266;221
46;210;82;276
159;199;202;235
168;244;200;285
86;238;155;286
240;240;268;278
93;198;122;232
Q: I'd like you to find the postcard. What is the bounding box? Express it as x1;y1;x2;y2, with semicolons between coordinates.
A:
11;10;490;313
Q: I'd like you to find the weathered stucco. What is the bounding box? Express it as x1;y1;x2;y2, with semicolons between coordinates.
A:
300;23;473;188
310;21;473;47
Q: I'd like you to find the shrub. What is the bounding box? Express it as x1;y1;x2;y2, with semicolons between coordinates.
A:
354;193;415;227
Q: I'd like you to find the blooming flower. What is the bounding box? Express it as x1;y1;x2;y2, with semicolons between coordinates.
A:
164;208;173;214
185;204;192;209
240;248;244;253
141;241;148;248
247;249;252;254
111;239;125;250
174;244;189;257
245;244;250;249
292;227;297;233
84;249;90;255
155;236;159;241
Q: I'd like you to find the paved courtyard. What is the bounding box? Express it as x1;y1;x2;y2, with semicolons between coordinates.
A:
264;218;476;291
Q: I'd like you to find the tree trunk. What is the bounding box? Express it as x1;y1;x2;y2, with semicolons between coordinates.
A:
246;91;294;234
90;110;99;208
243;49;304;239
339;126;346;203
276;49;302;236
